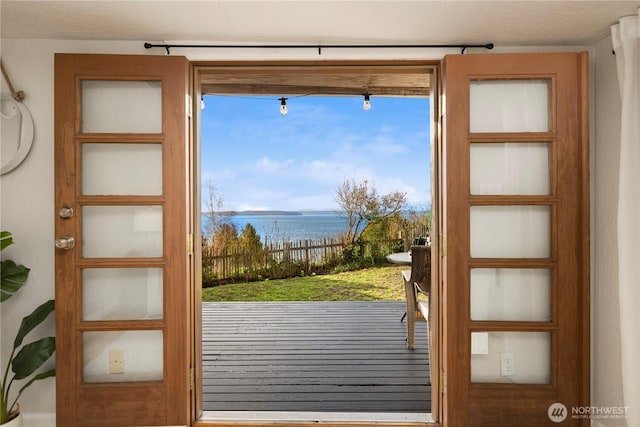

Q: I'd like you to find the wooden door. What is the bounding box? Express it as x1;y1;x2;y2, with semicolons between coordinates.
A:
54;54;192;426
440;53;589;426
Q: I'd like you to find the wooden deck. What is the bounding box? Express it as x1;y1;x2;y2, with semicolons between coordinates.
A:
202;301;431;413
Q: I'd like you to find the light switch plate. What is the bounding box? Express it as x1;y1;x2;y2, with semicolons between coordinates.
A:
471;332;489;355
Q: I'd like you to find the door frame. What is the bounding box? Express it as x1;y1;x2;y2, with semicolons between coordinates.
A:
190;60;442;426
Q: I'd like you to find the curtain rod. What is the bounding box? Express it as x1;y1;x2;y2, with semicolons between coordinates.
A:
144;42;494;55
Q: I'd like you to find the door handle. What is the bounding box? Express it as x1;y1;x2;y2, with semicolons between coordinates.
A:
55;236;75;250
59;206;74;219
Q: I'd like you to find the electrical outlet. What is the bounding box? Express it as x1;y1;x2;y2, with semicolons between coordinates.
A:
500;352;515;376
108;350;124;374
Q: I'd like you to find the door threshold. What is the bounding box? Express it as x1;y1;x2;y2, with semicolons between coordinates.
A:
198;411;435;426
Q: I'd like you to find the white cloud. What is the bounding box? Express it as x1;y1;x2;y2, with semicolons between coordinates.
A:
364;134;408;156
254;156;294;173
304;160;372;185
235;203;269;211
225;185;294;211
377;177;430;207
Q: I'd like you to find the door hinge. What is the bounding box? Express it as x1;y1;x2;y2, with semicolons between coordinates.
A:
189;367;194;391
187;233;194;256
186;94;193;118
440;234;446;257
440;369;446;394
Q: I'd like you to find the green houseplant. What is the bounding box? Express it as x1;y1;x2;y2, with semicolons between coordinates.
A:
0;231;55;425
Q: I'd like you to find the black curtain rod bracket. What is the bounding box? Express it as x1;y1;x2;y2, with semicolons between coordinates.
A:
144;42;494;56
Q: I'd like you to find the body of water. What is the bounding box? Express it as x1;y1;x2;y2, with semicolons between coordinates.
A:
204;211;348;243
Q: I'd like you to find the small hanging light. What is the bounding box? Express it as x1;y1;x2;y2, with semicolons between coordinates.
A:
363;93;371;111
279;97;288;115
200;95;205;110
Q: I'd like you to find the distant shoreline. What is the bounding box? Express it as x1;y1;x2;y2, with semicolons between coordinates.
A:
218;210;303;216
214;208;429;217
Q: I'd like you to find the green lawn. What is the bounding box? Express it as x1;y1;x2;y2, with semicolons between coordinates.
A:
201;265;407;302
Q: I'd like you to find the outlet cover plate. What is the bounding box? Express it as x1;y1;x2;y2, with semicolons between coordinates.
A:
109;350;124;374
500;352;515;376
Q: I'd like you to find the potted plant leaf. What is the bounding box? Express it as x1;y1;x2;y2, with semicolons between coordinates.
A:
1;231;55;426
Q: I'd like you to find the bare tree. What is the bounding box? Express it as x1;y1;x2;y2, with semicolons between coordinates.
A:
334;178;407;244
203;180;232;247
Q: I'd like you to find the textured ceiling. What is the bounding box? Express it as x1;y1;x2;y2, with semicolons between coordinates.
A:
2;1;639;46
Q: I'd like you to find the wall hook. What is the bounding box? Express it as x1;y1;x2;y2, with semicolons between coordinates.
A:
1;61;25;102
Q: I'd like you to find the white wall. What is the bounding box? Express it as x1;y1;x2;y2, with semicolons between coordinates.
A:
0;37;626;426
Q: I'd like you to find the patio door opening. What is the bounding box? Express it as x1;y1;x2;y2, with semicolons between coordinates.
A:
192;63;439;425
53;52;588;427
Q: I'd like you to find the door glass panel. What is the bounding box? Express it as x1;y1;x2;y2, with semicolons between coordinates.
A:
81;80;162;133
470;80;549;133
82;206;163;258
83;330;163;383
470;269;551;321
82;143;162;195
470;206;550;258
470;332;550;384
470;143;550;195
82;268;163;321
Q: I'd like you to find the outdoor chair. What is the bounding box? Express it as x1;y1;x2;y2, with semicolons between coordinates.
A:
402;244;431;350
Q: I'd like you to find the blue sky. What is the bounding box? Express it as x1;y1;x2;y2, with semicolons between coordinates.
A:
201;95;431;212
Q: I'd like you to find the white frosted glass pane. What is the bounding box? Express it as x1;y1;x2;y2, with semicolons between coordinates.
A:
82;206;163;258
82;143;162;195
83;268;163;321
471;332;550;384
82;80;161;133
470;143;550;195
470;206;550;258
83;330;163;383
470;80;549;133
471;269;551;321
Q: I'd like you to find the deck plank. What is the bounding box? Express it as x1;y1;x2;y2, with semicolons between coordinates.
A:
202;301;431;412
